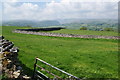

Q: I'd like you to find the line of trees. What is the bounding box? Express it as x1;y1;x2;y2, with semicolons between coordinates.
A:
80;27;116;31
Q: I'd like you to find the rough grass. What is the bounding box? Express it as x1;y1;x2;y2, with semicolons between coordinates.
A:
0;26;2;35
47;29;118;36
2;26;118;78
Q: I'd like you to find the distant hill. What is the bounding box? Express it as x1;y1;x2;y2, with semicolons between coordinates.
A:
38;20;60;27
2;20;61;27
58;19;118;30
2;19;118;31
58;19;117;24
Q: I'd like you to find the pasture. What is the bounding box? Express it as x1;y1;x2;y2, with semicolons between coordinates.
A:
47;29;118;36
2;26;118;78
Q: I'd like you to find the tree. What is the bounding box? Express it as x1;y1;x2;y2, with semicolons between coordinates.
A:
26;25;32;27
80;27;87;30
104;28;114;31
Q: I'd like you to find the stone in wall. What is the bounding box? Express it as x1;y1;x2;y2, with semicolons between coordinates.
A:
14;30;120;39
0;36;31;80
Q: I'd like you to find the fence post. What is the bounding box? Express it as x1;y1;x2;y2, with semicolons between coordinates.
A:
32;57;38;79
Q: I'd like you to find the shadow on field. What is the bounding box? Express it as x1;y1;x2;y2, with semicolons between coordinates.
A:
18;60;33;77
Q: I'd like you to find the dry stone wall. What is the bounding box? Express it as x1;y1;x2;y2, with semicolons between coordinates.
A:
14;30;119;39
0;36;30;80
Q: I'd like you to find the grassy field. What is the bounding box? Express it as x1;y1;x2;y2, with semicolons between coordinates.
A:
0;26;2;35
47;29;118;36
2;26;118;78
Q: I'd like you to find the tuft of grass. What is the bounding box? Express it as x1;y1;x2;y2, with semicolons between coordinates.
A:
2;26;118;78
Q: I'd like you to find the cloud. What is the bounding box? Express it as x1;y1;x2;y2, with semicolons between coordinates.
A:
2;0;18;2
20;3;39;10
0;2;2;23
3;3;40;20
2;0;118;21
2;0;119;2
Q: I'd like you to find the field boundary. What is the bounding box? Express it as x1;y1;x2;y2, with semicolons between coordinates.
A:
13;30;119;39
33;57;79;80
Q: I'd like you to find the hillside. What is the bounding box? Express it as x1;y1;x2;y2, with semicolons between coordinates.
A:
2;19;118;31
60;19;118;30
2;20;60;27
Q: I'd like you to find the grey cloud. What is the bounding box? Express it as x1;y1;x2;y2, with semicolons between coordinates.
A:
2;1;118;21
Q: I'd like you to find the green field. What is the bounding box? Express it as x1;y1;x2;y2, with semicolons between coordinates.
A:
46;29;118;36
0;26;2;35
2;26;118;78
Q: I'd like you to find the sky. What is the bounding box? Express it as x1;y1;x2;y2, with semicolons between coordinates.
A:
0;0;119;21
